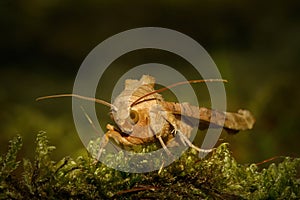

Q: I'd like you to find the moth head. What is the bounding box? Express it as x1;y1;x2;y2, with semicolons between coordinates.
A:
110;75;156;134
111;95;141;134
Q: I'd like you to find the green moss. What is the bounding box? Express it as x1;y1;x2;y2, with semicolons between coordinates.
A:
0;132;299;199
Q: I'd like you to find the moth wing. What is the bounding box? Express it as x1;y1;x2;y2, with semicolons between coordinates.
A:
125;79;139;90
141;75;155;86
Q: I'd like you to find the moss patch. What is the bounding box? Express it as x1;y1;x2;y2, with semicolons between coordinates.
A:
1;132;299;199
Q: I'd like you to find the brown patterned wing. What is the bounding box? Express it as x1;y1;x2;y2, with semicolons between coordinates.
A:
160;101;255;133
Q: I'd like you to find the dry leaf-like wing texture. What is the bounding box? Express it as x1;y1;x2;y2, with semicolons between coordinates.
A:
160;101;255;133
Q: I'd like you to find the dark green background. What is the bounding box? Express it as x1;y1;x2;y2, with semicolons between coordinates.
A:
1;1;299;164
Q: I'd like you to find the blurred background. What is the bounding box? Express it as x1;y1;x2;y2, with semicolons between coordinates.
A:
0;1;299;164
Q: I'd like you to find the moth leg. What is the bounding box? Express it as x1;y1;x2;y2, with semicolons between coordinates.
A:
176;130;213;154
98;124;145;159
97;134;109;160
97;124;115;160
97;124;130;160
163;112;213;155
156;135;172;156
158;159;165;175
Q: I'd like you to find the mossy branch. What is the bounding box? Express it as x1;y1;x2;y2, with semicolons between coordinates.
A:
0;133;299;199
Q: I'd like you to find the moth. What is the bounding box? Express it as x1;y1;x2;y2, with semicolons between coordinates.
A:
37;75;255;159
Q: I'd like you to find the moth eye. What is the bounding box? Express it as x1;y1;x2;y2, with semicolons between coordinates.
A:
129;110;139;124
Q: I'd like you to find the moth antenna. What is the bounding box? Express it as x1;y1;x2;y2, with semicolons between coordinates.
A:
130;79;227;107
80;105;102;135
36;94;116;110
